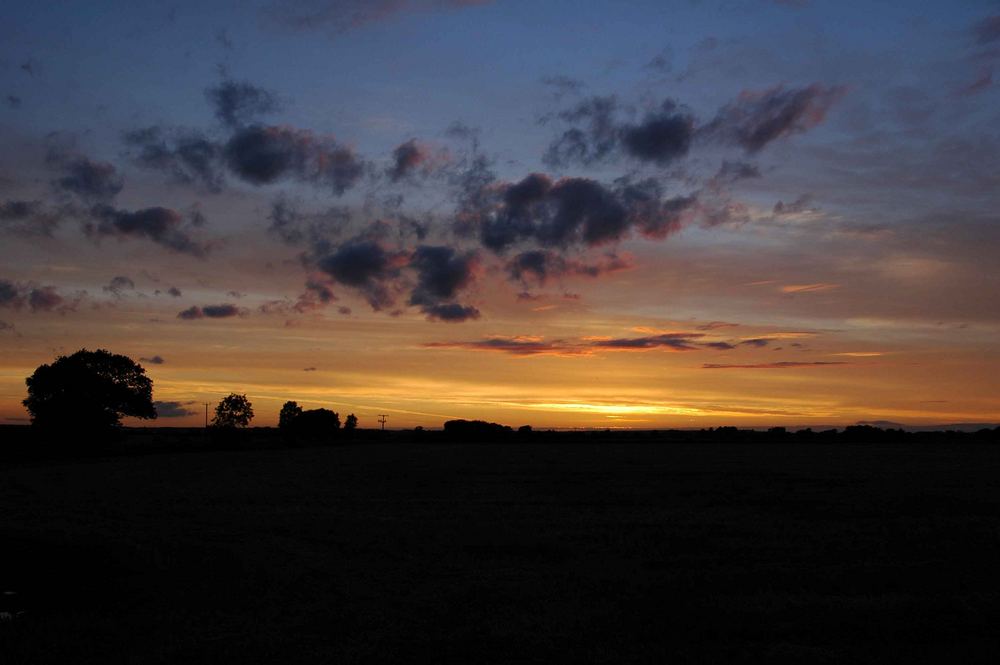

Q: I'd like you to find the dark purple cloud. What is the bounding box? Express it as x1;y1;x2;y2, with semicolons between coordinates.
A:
543;95;620;168
316;239;403;310
0;199;60;236
407;245;479;321
267;196;349;245
462;171;698;254
205;79;281;128
421;302;480;322
154;400;198;417
49;153;124;203
0;280;70;312
124;126;225;192
424;337;580;356
27;286;64;312
177;304;243;319
86;205;209;256
704;84;845;153
224;124;366;194
388;139;430;181
619;101;695;165
103;275;135;296
506;249;631;286
141;355;165;364
591;332;703;351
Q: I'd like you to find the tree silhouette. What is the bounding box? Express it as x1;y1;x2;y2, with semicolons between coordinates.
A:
23;348;156;432
279;400;302;430
344;413;358;431
212;393;254;428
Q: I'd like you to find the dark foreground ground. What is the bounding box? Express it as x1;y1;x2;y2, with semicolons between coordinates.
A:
2;440;1000;663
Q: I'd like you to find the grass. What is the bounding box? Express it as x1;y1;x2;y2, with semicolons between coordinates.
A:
2;440;1000;663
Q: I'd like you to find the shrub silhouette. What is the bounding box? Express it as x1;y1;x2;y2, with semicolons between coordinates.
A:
278;404;342;443
443;419;512;438
23;348;156;432
212;393;254;428
298;408;340;433
344;413;358;431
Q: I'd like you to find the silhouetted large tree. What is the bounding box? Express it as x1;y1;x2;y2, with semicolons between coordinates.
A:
23;348;157;432
212;393;254;428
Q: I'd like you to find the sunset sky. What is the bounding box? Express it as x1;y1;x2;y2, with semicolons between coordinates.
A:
1;0;998;429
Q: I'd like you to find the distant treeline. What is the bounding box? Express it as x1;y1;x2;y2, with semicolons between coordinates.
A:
2;422;999;464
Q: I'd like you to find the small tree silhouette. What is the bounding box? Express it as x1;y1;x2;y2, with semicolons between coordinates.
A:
212;393;254;428
278;400;302;430
23;348;156;432
344;413;358;431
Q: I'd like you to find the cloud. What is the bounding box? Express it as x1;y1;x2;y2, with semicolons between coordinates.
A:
141;355;165;364
103;275;135;296
267;196;349;245
0;279;72;312
543;95;620;167
702;361;848;369
703;84;845;153
263;0;493;34
697;321;740;331
739;337;771;347
619;100;695;165
424;336;581;356
710;160;761;188
541;75;584;99
421;302;480;322
462;172;698;253
506;249;631;286
0;199;61;237
123;126;225;192
224;124;366;194
315;239;405;309
48;152;124;203
972;15;1000;45
6;95;21;109
154;400;198;417
772;194;814;215
544;96;694;167
408;244;477;302
591;332;703;351
205;79;281;128
0;280;22;308
644;48;672;73
86;205;209;256
176;303;243;319
167;286;182;297
387;139;433;181
27;286;64;312
779;283;838;293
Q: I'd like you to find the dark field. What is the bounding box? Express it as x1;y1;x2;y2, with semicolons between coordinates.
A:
3;440;1000;663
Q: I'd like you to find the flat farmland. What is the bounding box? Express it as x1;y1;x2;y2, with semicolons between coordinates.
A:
3;440;1000;663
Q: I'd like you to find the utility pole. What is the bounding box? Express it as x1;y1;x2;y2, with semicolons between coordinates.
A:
203;402;210;429
377;414;387;430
